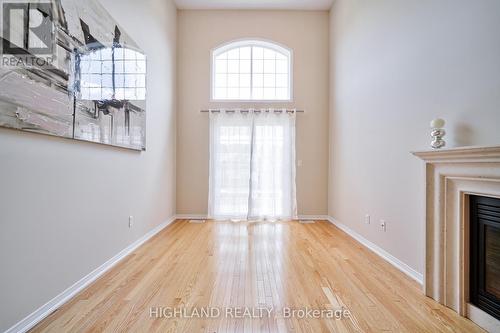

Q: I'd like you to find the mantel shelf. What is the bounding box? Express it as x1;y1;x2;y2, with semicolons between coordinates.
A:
411;145;500;163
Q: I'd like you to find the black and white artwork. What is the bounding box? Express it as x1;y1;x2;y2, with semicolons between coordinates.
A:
0;0;146;150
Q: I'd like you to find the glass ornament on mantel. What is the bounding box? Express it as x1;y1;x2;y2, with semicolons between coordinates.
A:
430;118;446;149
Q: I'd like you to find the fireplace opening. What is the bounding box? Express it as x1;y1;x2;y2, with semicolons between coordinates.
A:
470;195;500;320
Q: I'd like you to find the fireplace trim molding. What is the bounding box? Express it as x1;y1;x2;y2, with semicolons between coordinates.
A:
413;145;500;331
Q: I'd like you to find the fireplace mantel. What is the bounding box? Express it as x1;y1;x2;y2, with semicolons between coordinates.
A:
413;144;500;332
412;145;500;162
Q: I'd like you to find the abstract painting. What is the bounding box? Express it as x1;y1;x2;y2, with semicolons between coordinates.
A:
0;0;146;150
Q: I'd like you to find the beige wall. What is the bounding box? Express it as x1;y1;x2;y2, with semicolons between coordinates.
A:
177;10;329;216
329;0;500;274
0;0;177;330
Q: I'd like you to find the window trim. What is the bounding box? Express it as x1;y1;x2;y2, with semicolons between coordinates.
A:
210;38;293;103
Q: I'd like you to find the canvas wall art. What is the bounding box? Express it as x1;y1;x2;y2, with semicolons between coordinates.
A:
0;0;146;150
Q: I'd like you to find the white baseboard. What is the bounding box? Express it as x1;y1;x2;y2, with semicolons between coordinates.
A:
297;215;330;221
4;216;176;333
175;214;331;221
326;216;423;285
175;214;208;220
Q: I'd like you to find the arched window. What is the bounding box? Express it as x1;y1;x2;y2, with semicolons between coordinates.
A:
212;39;292;101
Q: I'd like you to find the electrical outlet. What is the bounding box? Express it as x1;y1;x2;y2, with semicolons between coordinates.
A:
380;220;386;232
365;214;371;224
128;216;134;228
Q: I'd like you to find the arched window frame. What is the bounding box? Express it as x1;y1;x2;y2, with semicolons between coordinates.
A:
211;39;293;102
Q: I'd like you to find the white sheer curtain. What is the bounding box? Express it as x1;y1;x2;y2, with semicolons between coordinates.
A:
208;110;297;221
208;111;252;220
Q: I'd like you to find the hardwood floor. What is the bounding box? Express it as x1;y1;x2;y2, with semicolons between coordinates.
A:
31;220;484;332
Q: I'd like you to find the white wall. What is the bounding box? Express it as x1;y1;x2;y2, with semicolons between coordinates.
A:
0;0;177;330
329;0;500;274
177;10;330;216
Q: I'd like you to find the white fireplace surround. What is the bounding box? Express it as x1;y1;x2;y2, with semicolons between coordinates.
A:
413;145;500;332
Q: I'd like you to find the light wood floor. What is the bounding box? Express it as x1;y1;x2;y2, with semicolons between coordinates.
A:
31;220;484;332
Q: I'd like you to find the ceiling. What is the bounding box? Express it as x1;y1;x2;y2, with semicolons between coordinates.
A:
174;0;334;11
